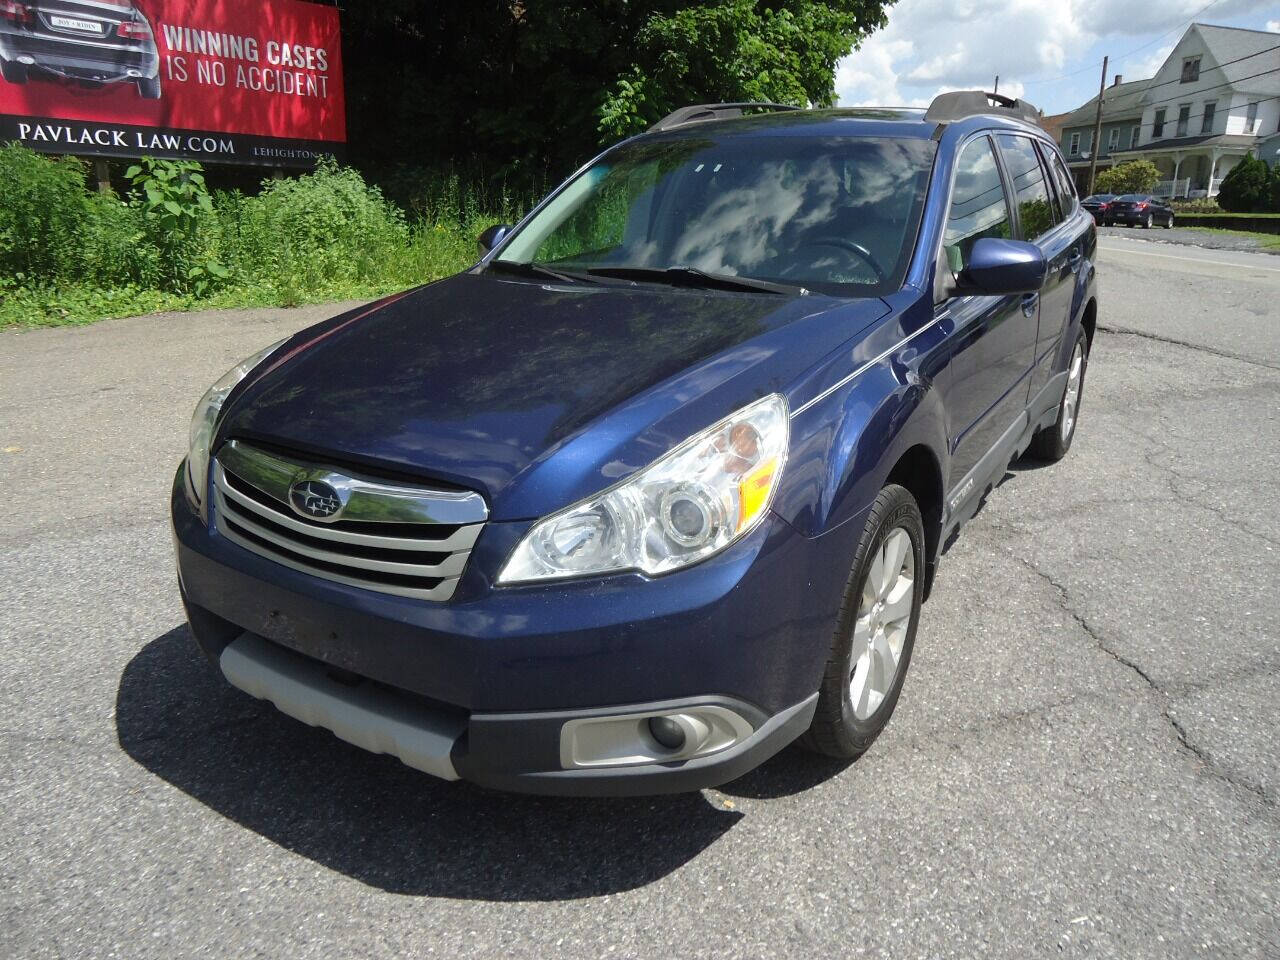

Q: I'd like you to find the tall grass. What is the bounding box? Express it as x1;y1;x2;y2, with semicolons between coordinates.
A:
0;145;535;328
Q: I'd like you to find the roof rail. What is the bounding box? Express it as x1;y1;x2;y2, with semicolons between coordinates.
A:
924;91;1041;126
648;102;801;133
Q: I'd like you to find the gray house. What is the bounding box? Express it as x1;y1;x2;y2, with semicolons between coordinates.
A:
1059;23;1280;198
1059;76;1152;192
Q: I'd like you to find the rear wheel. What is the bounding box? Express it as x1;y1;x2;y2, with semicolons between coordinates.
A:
799;484;924;759
136;76;161;99
1;60;28;84
1029;329;1088;462
1142;213;1153;229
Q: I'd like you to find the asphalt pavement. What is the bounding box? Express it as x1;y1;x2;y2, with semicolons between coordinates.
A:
2;240;1277;959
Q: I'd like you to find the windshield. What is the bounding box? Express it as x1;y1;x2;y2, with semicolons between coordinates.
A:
1085;195;1114;202
495;135;936;296
1116;194;1149;201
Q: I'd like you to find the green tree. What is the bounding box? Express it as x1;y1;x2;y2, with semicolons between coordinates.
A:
597;0;891;141
1093;160;1160;195
1215;153;1271;212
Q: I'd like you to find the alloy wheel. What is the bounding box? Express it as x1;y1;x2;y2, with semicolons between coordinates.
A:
850;527;915;719
1062;341;1084;442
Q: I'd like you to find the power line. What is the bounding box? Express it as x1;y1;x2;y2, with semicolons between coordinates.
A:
1019;0;1228;86
1128;43;1280;96
1137;66;1280;111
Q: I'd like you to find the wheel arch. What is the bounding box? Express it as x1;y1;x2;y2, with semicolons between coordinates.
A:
883;444;944;602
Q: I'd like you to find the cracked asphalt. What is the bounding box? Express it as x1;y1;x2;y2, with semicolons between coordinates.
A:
2;238;1277;959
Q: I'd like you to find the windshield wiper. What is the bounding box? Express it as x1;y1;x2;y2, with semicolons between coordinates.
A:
585;265;806;296
487;259;595;285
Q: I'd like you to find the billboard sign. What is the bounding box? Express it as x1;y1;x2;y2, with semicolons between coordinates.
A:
0;0;345;167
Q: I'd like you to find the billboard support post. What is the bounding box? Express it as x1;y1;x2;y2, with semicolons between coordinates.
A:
93;159;111;195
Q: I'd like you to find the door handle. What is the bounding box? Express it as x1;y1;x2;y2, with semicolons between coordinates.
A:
1021;293;1038;317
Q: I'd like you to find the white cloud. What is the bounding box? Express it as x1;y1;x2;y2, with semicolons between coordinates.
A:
835;0;1278;112
1266;19;1280;31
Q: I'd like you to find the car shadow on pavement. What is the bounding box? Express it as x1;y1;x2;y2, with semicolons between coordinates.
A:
115;626;743;901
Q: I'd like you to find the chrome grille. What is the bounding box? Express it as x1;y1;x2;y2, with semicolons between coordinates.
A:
213;440;488;601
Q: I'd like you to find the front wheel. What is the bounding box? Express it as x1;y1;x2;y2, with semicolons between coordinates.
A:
1;60;28;84
1166;214;1174;229
1143;213;1153;229
799;484;925;759
1028;330;1088;462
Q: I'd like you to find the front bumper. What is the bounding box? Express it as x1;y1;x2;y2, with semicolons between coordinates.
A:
0;29;158;81
172;464;852;795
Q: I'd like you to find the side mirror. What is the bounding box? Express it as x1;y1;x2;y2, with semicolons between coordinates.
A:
478;224;512;256
958;238;1047;295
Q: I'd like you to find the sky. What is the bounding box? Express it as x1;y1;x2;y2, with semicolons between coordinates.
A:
835;0;1280;116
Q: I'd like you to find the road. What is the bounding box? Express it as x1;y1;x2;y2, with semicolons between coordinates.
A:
2;240;1277;959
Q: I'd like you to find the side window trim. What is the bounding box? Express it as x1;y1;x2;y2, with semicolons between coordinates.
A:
1037;140;1076;224
988;132;1024;241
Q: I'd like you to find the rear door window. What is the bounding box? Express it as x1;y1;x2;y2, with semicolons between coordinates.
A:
996;134;1057;241
942;136;1012;277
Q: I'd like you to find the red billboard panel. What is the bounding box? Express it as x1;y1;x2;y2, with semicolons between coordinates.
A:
0;0;345;166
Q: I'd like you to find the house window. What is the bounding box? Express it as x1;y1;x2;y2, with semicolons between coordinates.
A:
1245;101;1258;134
1201;101;1216;134
1153;108;1166;138
1181;57;1200;83
1084;131;1093;155
1068;132;1080;155
1176;104;1190;137
1130;125;1139;148
1108;128;1119;152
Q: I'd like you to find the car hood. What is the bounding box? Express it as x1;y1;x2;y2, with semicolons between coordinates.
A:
220;273;889;520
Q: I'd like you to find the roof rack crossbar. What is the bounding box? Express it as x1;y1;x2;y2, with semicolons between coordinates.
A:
924;90;1041;126
648;102;802;133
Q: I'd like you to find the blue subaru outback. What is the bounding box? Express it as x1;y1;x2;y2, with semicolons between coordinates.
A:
171;92;1096;795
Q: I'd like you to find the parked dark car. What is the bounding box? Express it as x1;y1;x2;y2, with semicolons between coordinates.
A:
1104;194;1174;228
172;92;1097;795
0;0;161;98
1081;193;1116;224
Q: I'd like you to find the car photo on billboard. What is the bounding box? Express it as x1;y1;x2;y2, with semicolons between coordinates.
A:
0;0;161;99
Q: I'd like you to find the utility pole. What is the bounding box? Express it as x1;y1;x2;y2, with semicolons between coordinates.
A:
1087;56;1108;196
993;75;999;94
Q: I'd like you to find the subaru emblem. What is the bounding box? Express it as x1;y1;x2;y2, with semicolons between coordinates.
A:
289;479;343;520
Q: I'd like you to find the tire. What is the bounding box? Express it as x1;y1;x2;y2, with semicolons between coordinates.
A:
1142;213;1153;229
1165;214;1174;229
136;76;162;99
798;484;925;759
1;60;28;84
1028;329;1088;462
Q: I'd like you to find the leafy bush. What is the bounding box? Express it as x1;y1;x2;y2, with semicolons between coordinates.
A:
1094;160;1160;196
0;144;507;327
1216;154;1271;213
125;157;226;294
0;144;95;281
220;161;410;298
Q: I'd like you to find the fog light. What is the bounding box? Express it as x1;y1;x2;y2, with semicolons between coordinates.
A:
561;704;754;769
648;716;686;750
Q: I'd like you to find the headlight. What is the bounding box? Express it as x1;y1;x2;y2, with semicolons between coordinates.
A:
185;339;286;508
499;394;788;583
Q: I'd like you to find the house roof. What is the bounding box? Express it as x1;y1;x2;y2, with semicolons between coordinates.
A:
1110;133;1259;154
1184;24;1280;97
1060;78;1153;129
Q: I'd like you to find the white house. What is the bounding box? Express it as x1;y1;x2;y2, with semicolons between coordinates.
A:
1106;23;1280;197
